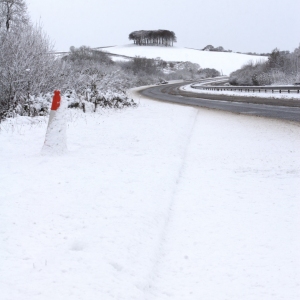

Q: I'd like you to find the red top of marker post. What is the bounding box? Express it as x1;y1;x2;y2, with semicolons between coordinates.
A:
51;90;61;110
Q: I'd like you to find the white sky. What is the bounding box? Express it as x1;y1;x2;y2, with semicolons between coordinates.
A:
27;0;300;53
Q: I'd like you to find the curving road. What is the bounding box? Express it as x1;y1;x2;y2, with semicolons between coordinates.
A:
140;82;300;122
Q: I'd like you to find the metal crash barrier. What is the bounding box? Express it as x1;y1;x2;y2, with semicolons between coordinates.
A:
191;85;300;94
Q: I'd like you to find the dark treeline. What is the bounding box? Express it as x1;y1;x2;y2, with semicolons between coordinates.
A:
202;45;232;53
129;30;177;46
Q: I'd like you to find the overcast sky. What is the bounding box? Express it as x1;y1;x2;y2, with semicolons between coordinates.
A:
27;0;299;53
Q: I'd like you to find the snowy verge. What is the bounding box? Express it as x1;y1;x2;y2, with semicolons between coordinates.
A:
0;87;299;300
181;84;300;100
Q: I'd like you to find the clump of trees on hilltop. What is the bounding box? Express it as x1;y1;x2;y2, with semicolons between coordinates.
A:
129;30;177;46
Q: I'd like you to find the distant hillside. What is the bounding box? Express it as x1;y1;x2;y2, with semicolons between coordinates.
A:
102;45;268;75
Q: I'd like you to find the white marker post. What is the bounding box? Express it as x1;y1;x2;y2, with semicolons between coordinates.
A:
42;90;67;155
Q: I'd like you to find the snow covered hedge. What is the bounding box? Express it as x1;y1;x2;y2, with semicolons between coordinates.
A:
65;88;137;113
3;94;52;119
2;89;137;120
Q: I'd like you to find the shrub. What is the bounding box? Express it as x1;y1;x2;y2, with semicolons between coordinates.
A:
0;24;60;121
229;46;300;86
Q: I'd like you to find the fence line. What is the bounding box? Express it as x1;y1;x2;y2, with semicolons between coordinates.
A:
191;85;300;94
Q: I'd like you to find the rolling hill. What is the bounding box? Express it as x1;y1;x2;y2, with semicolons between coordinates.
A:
101;44;268;75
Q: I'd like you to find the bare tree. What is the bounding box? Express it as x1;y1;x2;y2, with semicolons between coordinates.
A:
0;0;28;31
0;23;60;118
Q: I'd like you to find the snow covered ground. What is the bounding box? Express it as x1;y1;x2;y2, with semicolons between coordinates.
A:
103;44;268;74
1;87;299;300
181;83;300;100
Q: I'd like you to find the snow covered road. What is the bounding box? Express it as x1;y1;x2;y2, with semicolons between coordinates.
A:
1;87;299;299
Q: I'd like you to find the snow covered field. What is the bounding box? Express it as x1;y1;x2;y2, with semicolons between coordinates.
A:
103;44;268;74
181;84;300;100
1;87;300;300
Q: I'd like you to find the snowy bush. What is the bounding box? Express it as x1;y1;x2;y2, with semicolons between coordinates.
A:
229;47;300;86
2;93;52;119
14;94;52;117
0;21;61;121
65;86;137;113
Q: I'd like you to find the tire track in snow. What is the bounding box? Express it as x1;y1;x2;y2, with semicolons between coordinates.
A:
142;109;200;300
